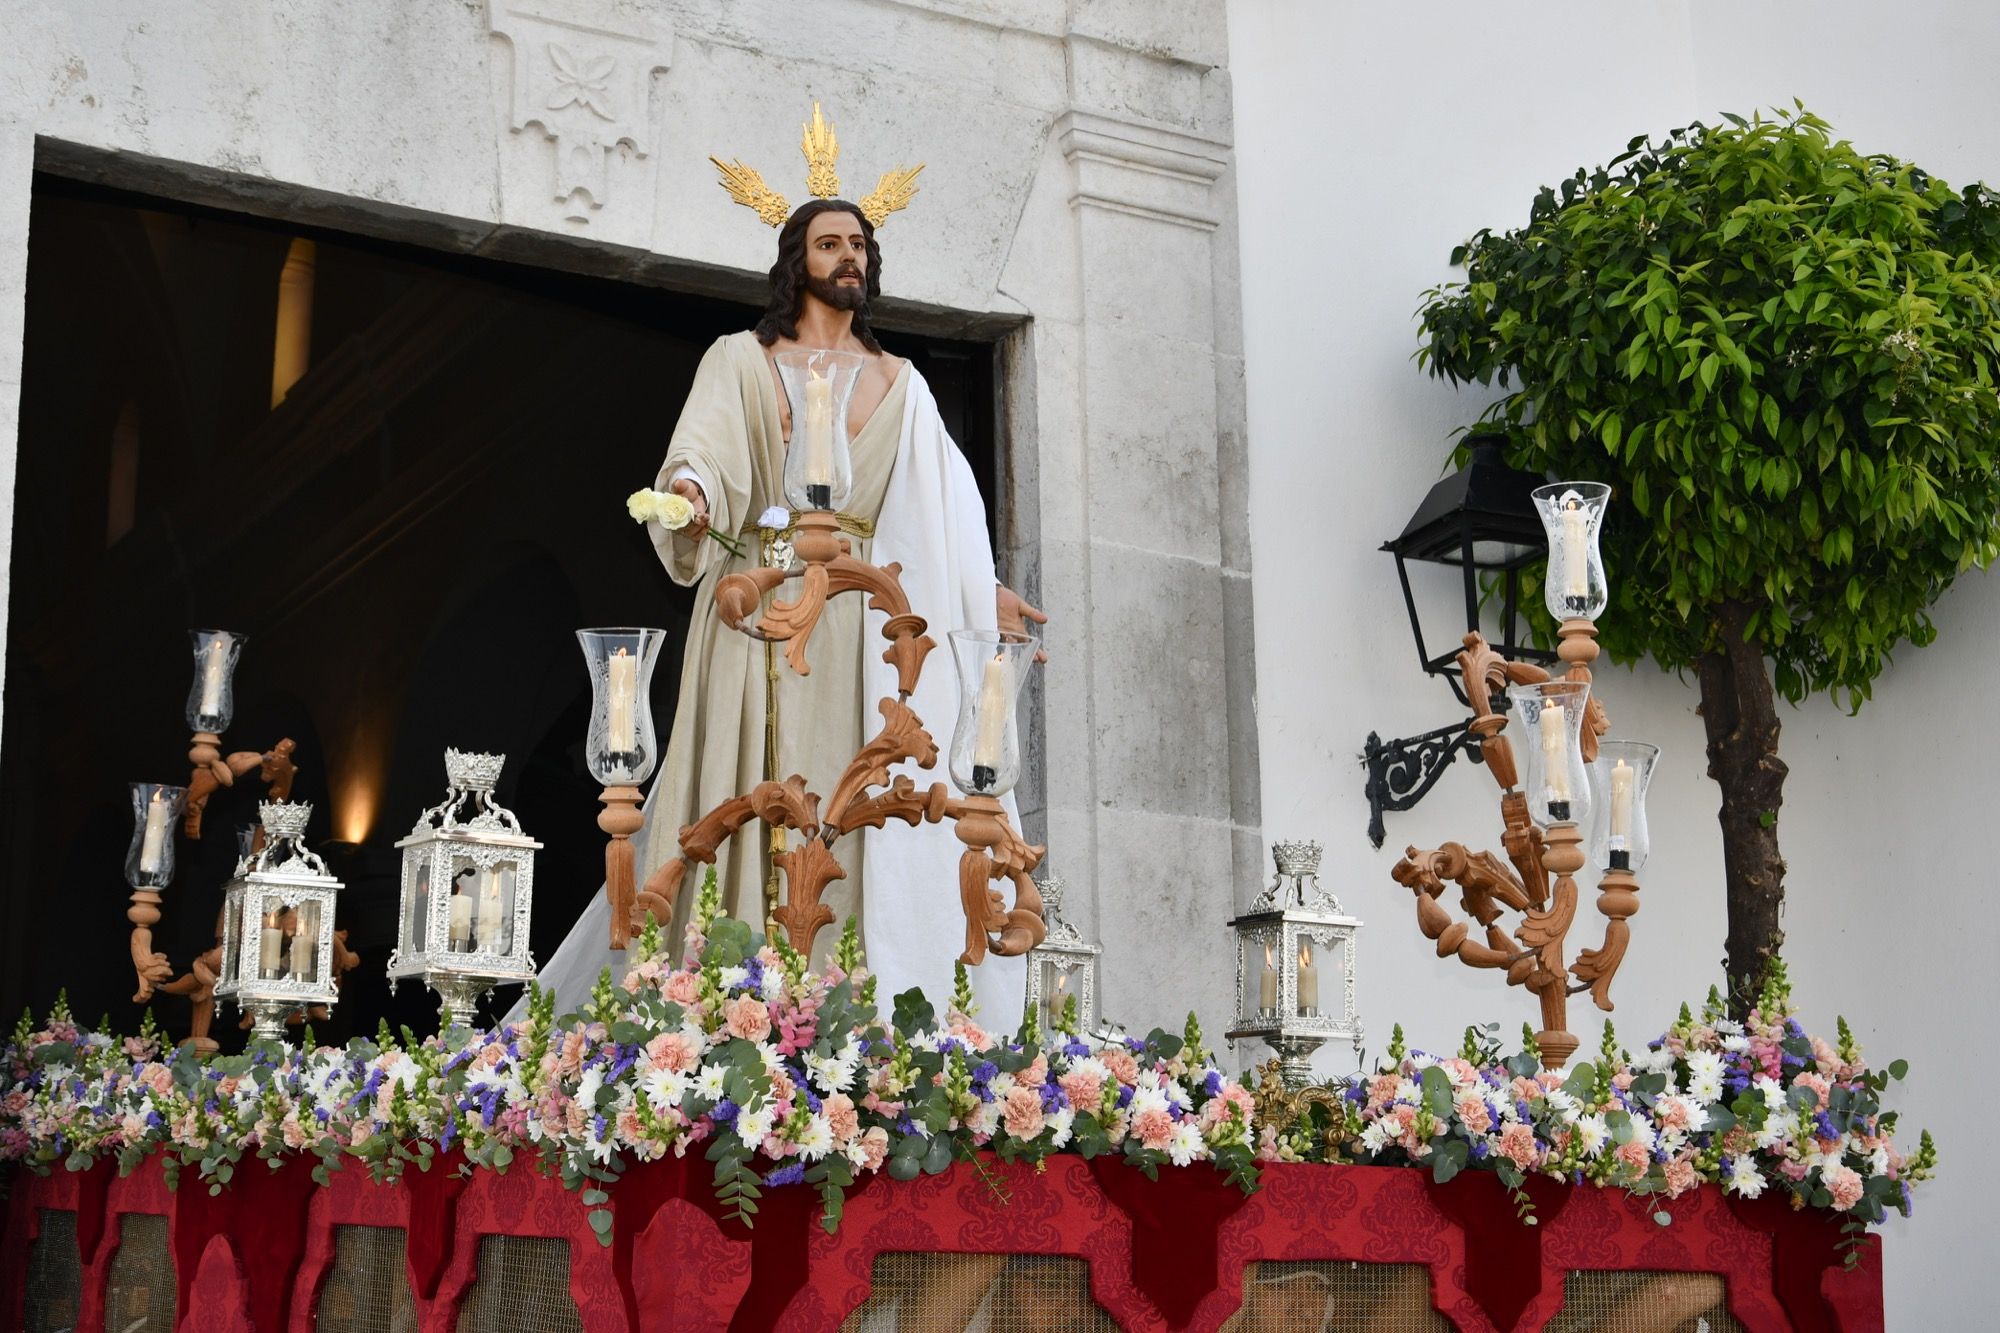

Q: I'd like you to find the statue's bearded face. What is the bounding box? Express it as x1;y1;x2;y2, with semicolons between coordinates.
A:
802;209;869;312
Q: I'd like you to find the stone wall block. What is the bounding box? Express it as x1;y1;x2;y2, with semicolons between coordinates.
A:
1086;542;1232;819
1092;807;1235;1034
1080;323;1221;563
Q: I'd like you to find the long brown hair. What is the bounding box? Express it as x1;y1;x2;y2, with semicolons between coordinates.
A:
753;199;884;353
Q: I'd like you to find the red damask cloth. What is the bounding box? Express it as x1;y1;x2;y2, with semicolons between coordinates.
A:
0;1155;1882;1332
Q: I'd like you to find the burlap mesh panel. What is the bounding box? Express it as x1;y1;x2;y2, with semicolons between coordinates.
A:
1225;1260;1449;1331
840;1252;1120;1331
23;1209;82;1333
103;1212;176;1332
317;1224;419;1332
453;1234;584;1333
1546;1270;1743;1333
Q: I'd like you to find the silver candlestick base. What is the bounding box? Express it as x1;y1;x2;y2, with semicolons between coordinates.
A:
431;973;493;1030
1266;1032;1327;1090
244;999;294;1043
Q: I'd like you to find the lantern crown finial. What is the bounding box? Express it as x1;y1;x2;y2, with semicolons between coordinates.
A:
1272;840;1323;879
258;800;312;842
446;748;505;791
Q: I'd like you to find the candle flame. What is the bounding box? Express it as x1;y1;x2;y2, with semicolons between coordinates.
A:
1262;942;1273;968
1055;973;1067;993
1298;941;1311;967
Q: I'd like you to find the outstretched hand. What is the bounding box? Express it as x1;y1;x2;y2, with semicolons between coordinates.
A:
997;585;1049;663
669;477;711;542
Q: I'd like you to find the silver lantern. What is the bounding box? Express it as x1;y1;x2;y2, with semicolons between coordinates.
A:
388;749;540;1028
1227;840;1363;1088
1023;875;1101;1037
216;801;343;1040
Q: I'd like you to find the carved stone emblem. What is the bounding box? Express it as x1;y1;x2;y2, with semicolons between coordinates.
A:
487;2;673;221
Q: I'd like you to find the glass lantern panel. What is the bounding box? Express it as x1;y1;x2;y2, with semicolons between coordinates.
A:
1038;958;1067;1032
254;892;293;981
1243;927;1283;1020
291;901;322;982
475;862;518;954
447;857;481;953
219;885;244;990
403;854;431;956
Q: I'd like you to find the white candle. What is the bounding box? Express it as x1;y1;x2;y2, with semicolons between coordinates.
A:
1561;499;1589;599
1609;758;1634;839
607;647;637;753
804;367;834;488
1259;942;1278;1013
1046;969;1067;1033
973;655;1010;773
449;892;473;950
1297;942;1318;1014
288;928;315;982
138;791;170;874
198;636;229;717
260;911;284;978
475;869;505;951
1539;701;1569;802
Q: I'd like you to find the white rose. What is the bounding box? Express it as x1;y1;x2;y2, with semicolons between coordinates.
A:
626;488;660;523
757;505;792;529
654;490;695;529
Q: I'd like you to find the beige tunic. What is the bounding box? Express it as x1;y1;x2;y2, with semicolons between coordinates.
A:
643;330;911;964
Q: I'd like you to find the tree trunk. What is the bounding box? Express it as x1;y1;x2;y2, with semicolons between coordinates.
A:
1696;599;1788;1016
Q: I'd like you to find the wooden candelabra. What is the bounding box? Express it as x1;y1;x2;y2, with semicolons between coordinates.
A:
623;510;1046;964
1390;618;1640;1070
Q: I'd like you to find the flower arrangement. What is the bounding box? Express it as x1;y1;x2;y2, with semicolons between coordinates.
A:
0;873;1256;1242
1262;962;1935;1253
626;486;747;557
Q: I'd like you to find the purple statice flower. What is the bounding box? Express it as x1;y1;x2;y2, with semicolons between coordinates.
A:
313;1107;331;1124
1516;1100;1534;1122
360;1068;385;1101
444;1046;475;1074
204;1098;219;1115
1040;1082;1065;1112
1063;1039;1091;1060
711;1098;739;1125
1203;1070;1223;1097
1345;1083;1368;1106
1471;1140;1490;1160
973;1061;998;1085
144;1110;165;1131
895;1114;917;1135
801;1087;822;1114
742;958;765;995
479;1088;504;1127
762;1161;806;1187
1814;1111;1840;1141
441;1117;458;1151
592;1113;607;1142
1899;1182;1914;1213
1116;1084;1135;1109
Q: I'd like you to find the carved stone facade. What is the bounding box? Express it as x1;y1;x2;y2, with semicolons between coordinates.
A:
0;0;1258;1031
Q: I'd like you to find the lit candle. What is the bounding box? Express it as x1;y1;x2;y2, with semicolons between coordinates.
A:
1046;969;1067;1033
1259;942;1277;1014
260;909;285;978
971;654;1010;786
198;635;230;717
137;790;170;875
606;647;637;753
1561;497;1589;600
1539;701;1569;802
1609;757;1634;839
804;366;834;492
449;890;473;951
1297;942;1318;1014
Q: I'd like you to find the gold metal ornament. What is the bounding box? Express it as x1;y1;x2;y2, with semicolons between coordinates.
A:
711;101;924;228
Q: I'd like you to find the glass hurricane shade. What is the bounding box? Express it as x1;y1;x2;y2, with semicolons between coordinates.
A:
185;630;246;733
775;347;864;513
1506;678;1593;827
1531;482;1611;622
125;783;188;889
1588;739;1661;872
577;629;667;785
947;629;1038;797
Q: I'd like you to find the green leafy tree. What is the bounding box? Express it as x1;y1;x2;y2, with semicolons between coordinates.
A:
1417;107;2000;1006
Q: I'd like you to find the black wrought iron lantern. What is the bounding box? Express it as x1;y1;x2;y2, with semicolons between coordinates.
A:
1365;432;1557;847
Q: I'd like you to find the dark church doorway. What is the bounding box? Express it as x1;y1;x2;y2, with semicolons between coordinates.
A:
0;172;999;1046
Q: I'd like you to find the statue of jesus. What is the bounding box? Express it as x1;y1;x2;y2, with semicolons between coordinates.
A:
537;190;1045;1018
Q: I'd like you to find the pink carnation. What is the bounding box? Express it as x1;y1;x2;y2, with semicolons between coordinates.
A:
1615;1139;1650;1172
1101;1048;1140;1085
1002;1085;1046;1140
1059;1070;1104;1115
1132;1106;1175;1151
1824;1164;1865;1212
825;1093;859;1143
663;971;701;1006
1795;1073;1831;1111
1663;1154;1699;1198
1019;1055;1048;1087
724;994;772;1043
1498;1123;1539;1170
646;1031;701;1073
858;1126;890;1172
1367;1074;1401;1108
1455;1095;1492;1134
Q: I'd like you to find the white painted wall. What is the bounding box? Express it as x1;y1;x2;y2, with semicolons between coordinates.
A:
1229;1;1996;1325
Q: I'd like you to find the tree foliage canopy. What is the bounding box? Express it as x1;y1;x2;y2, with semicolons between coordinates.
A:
1418;107;2000;708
